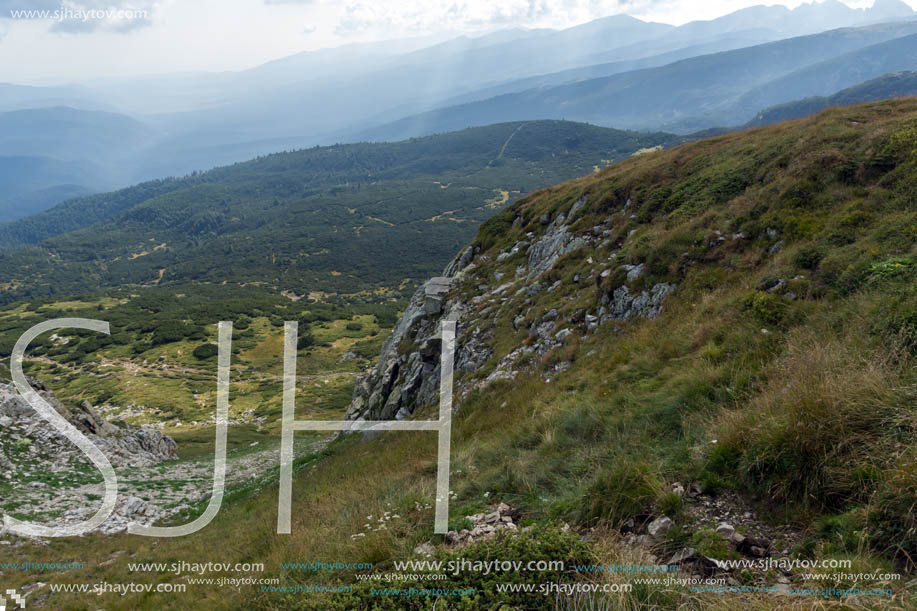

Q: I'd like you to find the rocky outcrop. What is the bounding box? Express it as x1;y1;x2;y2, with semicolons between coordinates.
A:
526;212;587;278
345;274;465;423
0;379;178;473
346;194;679;423
599;283;678;322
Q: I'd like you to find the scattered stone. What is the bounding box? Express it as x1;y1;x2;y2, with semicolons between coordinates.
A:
647;516;674;538
715;523;735;539
667;548;722;578
444;503;518;547
735;534;771;558
414;542;435;556
636;535;655;547
623;263;644;281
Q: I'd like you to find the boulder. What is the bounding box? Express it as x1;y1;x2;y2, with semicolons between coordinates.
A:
647;516;674;538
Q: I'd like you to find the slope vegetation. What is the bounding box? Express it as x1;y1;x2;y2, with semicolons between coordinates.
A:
4;100;915;611
0;121;679;303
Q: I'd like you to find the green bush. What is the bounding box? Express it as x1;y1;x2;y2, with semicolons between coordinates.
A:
742;291;786;325
192;343;218;360
151;321;202;346
297;328;315;350
793;246;824;270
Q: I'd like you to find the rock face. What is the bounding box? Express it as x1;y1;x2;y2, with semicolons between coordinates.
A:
346;196;678;423
0;379;178;470
345;258;479;423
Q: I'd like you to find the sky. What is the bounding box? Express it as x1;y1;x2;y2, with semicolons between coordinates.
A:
0;0;912;82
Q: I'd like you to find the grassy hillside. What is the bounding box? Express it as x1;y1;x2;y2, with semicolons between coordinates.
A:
746;70;917;127
0;121;679;303
7;100;915;610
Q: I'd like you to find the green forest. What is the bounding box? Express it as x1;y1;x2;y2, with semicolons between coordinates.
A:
0;121;680;303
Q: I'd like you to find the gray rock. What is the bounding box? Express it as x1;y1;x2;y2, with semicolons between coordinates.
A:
526;215;589;278
647;516;674;538
121;496;148;518
667;548;722;577
424;277;453;315
636;535;655;547
768;240;785;255
715;523;735;539
624;263;645;281
600;283;677;322
568;195;587;219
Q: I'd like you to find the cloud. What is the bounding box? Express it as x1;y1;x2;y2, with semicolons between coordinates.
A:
1;0;155;34
332;0;648;36
0;0;60;10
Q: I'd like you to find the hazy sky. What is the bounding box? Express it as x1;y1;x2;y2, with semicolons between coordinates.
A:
0;0;911;82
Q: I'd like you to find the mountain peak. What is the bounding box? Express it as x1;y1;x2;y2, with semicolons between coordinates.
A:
868;0;915;17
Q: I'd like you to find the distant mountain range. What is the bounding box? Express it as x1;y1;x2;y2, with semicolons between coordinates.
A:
358;21;917;139
0;107;157;220
746;70;917;127
1;1;916;221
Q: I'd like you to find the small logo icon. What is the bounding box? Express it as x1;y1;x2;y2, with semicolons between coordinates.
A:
0;588;25;610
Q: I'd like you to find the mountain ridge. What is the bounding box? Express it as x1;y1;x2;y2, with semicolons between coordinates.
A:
0;120;682;302
354;21;917;140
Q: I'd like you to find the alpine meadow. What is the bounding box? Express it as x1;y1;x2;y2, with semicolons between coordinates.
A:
0;2;915;610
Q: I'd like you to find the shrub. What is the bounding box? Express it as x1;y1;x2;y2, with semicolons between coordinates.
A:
868;256;916;283
742;291;786;325
793;246;824;270
296;329;315;350
475;209;514;251
192;343;218;360
151;321;202;346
